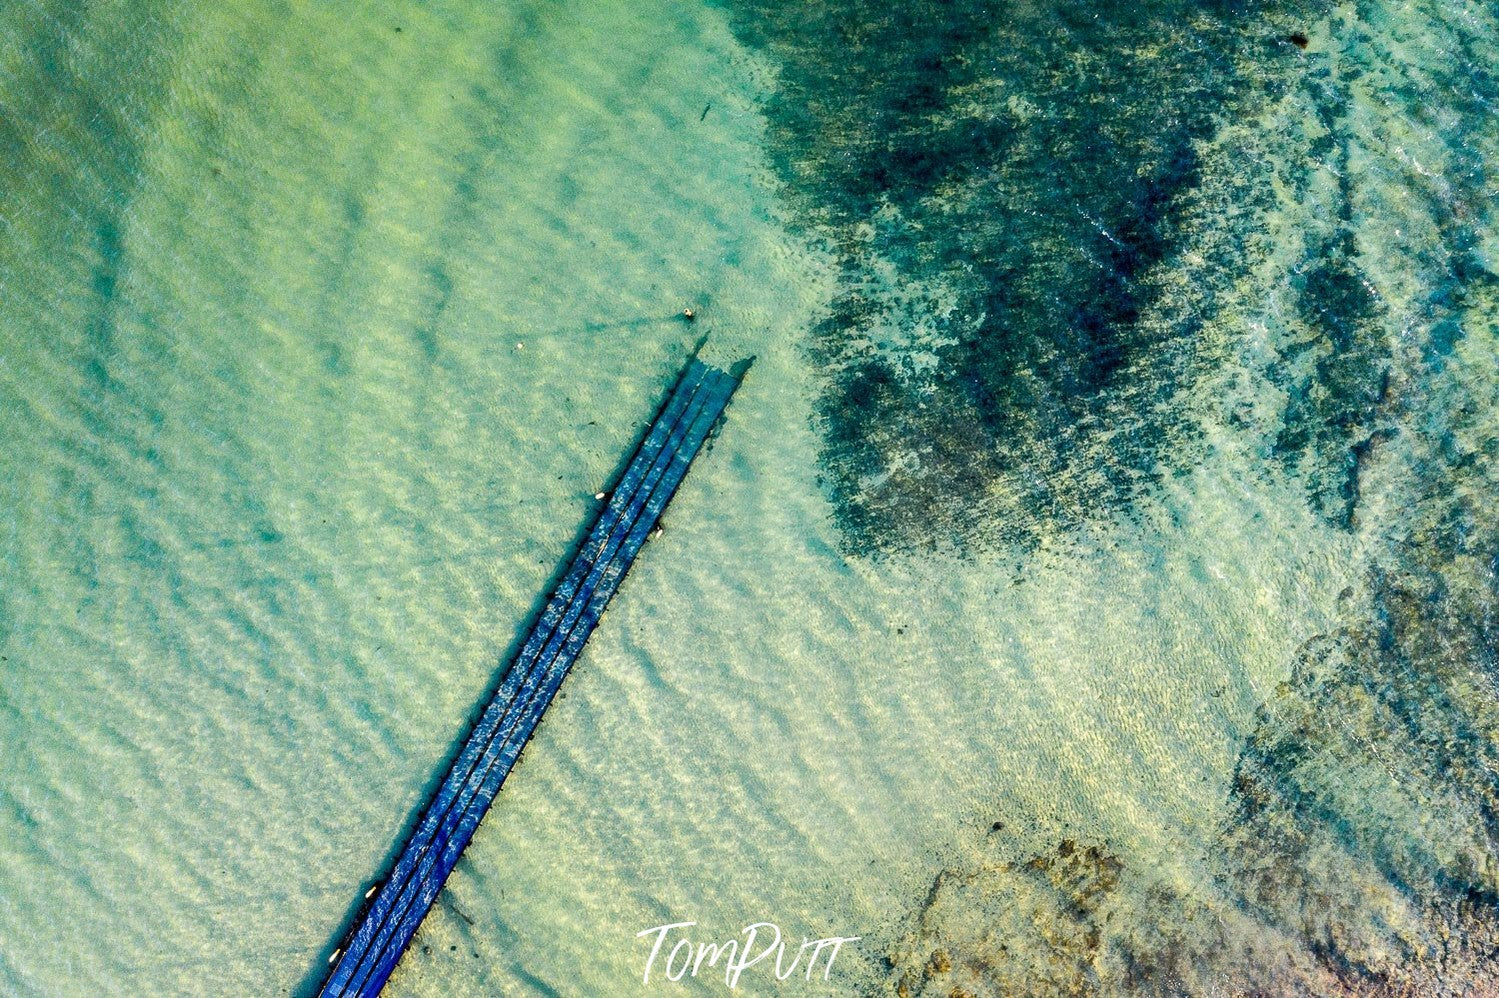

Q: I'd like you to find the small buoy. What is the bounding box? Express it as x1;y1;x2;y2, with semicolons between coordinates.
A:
515;342;524;350
328;948;343;965
594;492;607;500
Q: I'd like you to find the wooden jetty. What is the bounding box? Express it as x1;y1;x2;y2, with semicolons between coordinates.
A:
318;355;749;997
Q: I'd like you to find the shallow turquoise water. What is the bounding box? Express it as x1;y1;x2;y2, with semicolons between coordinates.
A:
2;0;1497;995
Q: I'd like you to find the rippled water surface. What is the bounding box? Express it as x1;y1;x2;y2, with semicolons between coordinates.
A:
1;0;1496;994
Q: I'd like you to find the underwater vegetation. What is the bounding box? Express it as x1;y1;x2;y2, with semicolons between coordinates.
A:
730;0;1499;991
725;0;1341;555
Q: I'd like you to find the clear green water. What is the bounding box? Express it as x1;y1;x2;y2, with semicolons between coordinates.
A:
1;0;1496;995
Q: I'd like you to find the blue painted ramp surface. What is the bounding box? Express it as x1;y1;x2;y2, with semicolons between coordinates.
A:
318;356;747;997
